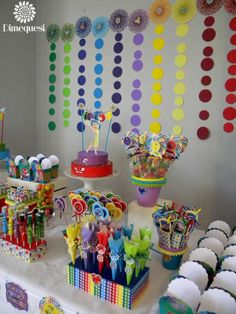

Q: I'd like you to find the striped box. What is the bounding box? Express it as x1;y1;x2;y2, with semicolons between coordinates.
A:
67;257;149;310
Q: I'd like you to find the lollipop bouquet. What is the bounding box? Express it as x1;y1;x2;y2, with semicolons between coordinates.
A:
64;189;152;309
152;203;201;269
121;131;188;207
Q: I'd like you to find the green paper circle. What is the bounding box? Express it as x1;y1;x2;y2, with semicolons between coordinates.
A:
50;64;56;71
64;120;70;127
63;65;71;75
63;87;71;97
64;43;72;53
49;74;56;84
49;52;56;62
64;77;70;85
48;121;56;131
64;56;70;64
63;109;71;119
49;85;55;92
49;94;56;104
64;100;70;107
49;108;55;115
50;43;56;51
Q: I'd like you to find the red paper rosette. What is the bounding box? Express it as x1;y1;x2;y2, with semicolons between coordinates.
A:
197;0;223;16
224;0;236;15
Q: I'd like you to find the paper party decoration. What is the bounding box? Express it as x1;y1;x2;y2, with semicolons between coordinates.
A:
189;247;217;274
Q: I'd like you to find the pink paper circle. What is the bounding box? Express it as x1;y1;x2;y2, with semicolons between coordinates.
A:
225;78;236;92
201;76;212;86
223;122;234;133
199;110;210;120
201;58;214;71
202;28;216;42
199;89;212;102
197;127;210;140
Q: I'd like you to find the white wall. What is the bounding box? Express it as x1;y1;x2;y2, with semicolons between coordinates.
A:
34;0;236;228
0;0;37;157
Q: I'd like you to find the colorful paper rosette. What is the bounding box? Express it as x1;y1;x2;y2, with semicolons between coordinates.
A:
92;16;109;38
46;24;60;131
197;0;223;15
224;0;236;15
171;0;196;24
128;9;149;33
109;9;129;32
75;16;91;38
61;23;75;128
149;0;172;24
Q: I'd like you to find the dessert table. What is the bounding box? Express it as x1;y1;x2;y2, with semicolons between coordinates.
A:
0;201;204;314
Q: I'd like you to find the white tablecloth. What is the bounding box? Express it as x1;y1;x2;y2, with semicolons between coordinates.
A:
0;202;204;314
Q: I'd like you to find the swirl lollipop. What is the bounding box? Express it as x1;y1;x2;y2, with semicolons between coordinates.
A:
70;197;87;222
180;136;188;153
121;131;139;157
92;203;109;221
54;196;68;224
147;133;167;159
165;134;183;158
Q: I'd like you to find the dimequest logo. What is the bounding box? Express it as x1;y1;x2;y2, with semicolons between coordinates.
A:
2;1;45;34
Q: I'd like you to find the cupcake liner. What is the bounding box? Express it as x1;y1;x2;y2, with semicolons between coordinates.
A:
208;221;231;238
205;229;228;247
189;247;217;273
198;237;224;258
211;270;236;297
179;261;208;293
198;288;236;314
221;256;236;272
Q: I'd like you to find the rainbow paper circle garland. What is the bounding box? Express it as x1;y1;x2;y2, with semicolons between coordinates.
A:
149;0;171;134
171;0;196;135
129;9;149;135
61;23;75;128
224;16;236;133
75;17;91;134
110;10;128;134
197;15;217;140
46;24;60;131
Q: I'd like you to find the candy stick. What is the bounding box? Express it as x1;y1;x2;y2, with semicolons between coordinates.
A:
19;214;26;247
8;207;14;242
14;213;20;244
2;206;8;238
34;213;41;245
39;212;45;240
27;215;33;249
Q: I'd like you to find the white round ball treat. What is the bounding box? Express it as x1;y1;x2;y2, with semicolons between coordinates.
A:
41;158;52;170
48;155;59;166
36;153;45;161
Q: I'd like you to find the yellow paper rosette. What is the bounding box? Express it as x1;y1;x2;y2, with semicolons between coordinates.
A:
171;0;196;24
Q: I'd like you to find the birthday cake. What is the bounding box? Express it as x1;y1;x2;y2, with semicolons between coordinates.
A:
71;150;113;177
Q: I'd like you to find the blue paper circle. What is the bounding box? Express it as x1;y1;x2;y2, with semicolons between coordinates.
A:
95;38;104;49
94;88;103;99
94;101;101;109
94;64;103;75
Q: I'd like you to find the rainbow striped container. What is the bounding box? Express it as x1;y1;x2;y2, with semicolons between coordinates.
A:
67;257;150;310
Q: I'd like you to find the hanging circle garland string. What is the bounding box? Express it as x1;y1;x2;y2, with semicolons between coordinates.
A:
46;24;60;132
197;0;223;139
149;0;171;134
61;23;75;128
92;17;109;114
109;9;129;134
75;16;91;138
128;9;149;135
171;0;196;136
224;15;236;133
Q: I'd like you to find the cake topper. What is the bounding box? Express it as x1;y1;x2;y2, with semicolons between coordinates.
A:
78;103;116;154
